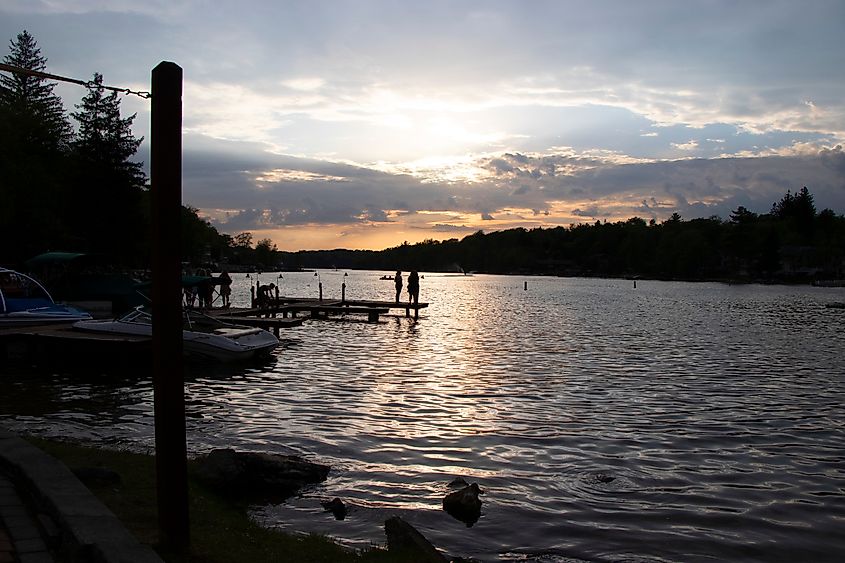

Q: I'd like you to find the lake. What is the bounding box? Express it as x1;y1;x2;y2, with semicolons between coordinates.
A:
2;271;845;562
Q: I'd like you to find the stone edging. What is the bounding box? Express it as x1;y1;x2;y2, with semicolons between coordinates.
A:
0;429;162;563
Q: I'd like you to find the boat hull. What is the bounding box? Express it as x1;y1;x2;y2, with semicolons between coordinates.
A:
73;316;279;362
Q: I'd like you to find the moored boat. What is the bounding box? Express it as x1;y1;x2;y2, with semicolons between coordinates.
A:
73;306;279;362
0;267;92;326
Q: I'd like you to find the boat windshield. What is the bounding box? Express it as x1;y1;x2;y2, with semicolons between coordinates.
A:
120;307;153;324
0;269;54;313
120;306;225;332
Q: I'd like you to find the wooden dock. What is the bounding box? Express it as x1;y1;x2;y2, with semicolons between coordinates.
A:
219;296;429;323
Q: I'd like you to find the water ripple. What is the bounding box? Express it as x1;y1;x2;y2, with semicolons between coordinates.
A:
2;274;845;561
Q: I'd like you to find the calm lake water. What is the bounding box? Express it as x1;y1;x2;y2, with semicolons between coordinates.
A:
2;272;845;562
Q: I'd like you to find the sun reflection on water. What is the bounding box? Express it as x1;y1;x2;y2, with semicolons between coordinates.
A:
2;273;844;561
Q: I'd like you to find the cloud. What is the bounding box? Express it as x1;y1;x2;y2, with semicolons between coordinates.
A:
4;1;845;250
183;131;845;248
672;140;699;151
819;145;845;176
571;207;600;218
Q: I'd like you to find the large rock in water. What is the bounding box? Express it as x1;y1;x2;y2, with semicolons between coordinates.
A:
384;516;447;563
442;483;482;526
194;448;329;501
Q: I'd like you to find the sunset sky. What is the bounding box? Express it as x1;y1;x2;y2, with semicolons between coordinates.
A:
3;1;845;250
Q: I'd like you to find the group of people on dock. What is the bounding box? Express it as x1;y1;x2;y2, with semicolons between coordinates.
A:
180;268;421;312
394;270;420;305
182;268;233;309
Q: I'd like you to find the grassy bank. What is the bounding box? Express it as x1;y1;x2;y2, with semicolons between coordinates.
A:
26;438;411;563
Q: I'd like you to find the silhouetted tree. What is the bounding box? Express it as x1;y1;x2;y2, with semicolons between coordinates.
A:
771;186;817;243
255;238;279;268
72;73;145;189
0;30;72;149
729;206;757;224
227;232;254;265
182;206;230;264
69;72;146;262
0;30;74;262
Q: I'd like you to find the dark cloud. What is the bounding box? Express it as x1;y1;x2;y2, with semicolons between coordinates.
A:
820;145;845;176
488;158;514;174
571;207;600;218
359;207;391;222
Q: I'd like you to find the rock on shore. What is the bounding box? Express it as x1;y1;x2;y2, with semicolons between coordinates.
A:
194;448;329;501
384;516;447;563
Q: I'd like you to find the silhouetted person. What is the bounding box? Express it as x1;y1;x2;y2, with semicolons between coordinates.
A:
257;282;276;313
407;270;420;320
407;270;419;305
394;270;403;303
183;267;197;308
199;269;214;308
219;270;232;308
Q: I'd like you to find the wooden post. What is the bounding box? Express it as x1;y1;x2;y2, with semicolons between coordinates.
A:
319;282;323;301
150;61;189;550
341;282;346;303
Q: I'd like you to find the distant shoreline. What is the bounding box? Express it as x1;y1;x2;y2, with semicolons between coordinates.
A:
243;267;843;288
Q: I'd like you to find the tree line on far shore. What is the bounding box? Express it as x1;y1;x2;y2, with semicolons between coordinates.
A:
277;187;844;283
2;31;843;283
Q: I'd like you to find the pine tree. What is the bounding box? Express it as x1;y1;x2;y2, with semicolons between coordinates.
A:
0;30;74;263
69;73;148;263
0;29;73;149
72;72;145;189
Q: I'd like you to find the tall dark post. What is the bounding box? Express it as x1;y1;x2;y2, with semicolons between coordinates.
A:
150;61;189;550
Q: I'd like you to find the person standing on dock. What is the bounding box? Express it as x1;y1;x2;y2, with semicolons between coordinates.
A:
394;270;403;303
407;270;419;306
219;270;232;308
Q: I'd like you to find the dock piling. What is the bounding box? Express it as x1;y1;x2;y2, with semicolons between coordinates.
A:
150;60;189;551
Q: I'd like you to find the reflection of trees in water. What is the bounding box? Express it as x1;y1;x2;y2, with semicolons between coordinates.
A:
1;368;146;414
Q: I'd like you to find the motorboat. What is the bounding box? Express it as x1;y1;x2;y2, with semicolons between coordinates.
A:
73;306;279;362
0;267;92;326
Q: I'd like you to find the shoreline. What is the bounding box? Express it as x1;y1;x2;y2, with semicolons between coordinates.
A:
2;433;450;563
